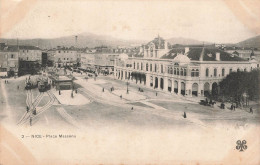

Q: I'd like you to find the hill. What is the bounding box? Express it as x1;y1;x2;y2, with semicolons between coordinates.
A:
236;35;260;48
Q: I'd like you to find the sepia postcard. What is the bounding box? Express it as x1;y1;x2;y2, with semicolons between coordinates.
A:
0;0;260;164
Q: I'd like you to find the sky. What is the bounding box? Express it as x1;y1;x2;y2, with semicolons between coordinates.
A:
1;0;259;43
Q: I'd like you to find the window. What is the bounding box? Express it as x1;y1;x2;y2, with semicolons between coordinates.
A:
174;68;176;75
177;68;179;75
237;68;240;72
192;69;199;77
191;69;195;77
155;64;157;72
58;51;61;53
137;63;139;70
64;58;65;60
196;69;199;77
206;68;209;77
214;68;217;77
141;63;143;70
170;67;173;74
11;54;14;58
133;62;135;69
146;63;148;71
222;68;225;76
180;68;183;76
184;69;187;76
161;64;163;73
150;64;152;71
67;58;69;60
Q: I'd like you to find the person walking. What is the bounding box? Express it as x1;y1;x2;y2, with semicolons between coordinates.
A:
30;117;32;126
250;107;253;114
183;112;187;118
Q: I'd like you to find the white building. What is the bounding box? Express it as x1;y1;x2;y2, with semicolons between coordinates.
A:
114;37;259;97
51;46;81;67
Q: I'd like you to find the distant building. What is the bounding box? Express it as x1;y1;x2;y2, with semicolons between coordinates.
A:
114;36;259;97
18;45;42;64
18;45;42;76
51;46;81;68
0;43;19;77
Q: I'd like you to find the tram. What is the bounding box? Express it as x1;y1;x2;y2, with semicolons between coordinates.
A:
38;78;51;92
25;81;38;90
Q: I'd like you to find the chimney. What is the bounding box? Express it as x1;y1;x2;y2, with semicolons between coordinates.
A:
75;35;78;47
216;52;220;61
185;47;189;54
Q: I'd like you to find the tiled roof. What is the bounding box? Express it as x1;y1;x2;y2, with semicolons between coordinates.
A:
0;45;41;52
144;36;170;49
161;47;247;61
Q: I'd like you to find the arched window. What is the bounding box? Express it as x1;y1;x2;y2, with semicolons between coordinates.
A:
184;69;187;76
222;68;225;76
133;62;135;69
196;69;199;77
237;68;240;72
141;63;143;70
161;64;163;73
180;68;184;76
177;68;179;75
137;63;139;70
170;67;173;74
214;68;217;77
191;69;195;77
150;64;152;71
206;68;209;77
174;68;176;75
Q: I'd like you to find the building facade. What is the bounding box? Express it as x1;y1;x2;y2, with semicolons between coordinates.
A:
114;37;259;97
51;46;81;67
0;43;19;77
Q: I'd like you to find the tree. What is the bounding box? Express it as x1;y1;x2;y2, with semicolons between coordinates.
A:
219;70;259;105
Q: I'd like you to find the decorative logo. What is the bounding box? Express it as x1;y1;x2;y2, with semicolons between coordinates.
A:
236;140;247;152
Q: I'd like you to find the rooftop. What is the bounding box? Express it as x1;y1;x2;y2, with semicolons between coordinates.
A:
161;47;247;61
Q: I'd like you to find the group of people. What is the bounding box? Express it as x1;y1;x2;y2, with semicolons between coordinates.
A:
4;80;9;84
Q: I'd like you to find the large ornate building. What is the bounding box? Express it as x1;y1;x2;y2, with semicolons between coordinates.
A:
114;36;259;97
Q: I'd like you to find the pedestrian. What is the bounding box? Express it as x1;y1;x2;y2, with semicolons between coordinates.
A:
233;105;236;111
30;117;32;126
26;106;29;113
250;107;253;114
131;107;133;110
4;80;6;84
102;88;104;92
156;92;158;96
183;112;187;118
120;95;122;99
231;104;233;110
17;85;19;90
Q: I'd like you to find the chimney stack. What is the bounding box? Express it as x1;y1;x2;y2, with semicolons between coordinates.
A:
216;52;220;61
75;35;78;47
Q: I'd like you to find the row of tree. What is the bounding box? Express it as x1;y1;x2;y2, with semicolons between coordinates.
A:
219;69;259;104
131;72;146;84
